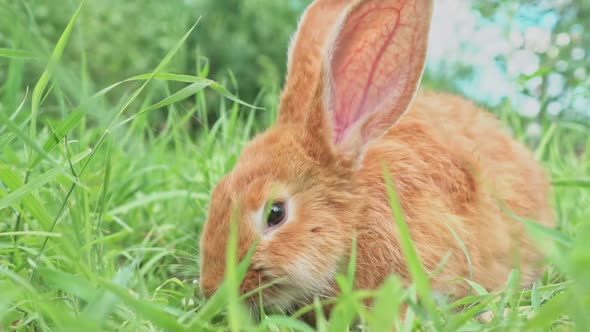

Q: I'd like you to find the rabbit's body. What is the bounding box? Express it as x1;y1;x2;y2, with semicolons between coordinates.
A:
199;0;554;318
353;91;553;296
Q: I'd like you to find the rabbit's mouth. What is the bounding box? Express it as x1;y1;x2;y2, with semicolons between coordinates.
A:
240;273;336;319
240;255;339;314
243;282;328;317
241;276;301;309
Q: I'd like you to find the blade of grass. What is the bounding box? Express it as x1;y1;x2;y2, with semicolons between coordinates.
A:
446;277;499;322
40;268;98;302
114;74;262;128
0;48;35;59
368;275;403;332
525;289;568;329
32;109;86;167
445;224;474;282
0;86;28;134
82;260;136;323
551;178;590;188
382;163;442;327
444;293;498;311
225;202;251;332
531;281;540;313
78;231;132;257
0;149;91;210
498;200;573;248
107;190;196;216
347;234;357;288
444;294;500;331
123;73;262;109
29;70;206;168
28;2;83;164
0;163;53;230
0;287;21;321
91;138;112;271
0;117;29;154
97;278;188;332
0;111;59;166
494;269;520;323
116;81;214;127
0;231;62;238
259;316;315;332
314;297;329;332
535;122;556;160
28;18;203;278
189;243;257;326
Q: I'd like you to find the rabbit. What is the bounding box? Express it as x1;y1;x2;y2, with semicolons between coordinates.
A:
198;0;554;320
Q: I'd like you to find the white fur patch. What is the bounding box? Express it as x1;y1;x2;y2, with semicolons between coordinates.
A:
286;253;336;304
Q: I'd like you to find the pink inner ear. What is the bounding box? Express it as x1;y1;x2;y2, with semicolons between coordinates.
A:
329;0;428;144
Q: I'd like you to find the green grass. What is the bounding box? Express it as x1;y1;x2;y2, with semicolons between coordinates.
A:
1;4;590;332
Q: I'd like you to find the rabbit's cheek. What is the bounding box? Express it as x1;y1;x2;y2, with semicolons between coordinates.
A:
287;254;337;294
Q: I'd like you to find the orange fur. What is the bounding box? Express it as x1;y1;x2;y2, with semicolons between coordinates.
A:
199;0;554;320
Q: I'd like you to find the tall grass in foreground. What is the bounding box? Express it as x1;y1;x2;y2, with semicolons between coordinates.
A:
1;5;590;332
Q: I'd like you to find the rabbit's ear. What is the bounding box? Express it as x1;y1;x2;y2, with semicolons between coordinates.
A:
277;0;352;125
322;0;433;159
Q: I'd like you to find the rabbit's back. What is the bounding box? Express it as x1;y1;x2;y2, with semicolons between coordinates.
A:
355;91;553;295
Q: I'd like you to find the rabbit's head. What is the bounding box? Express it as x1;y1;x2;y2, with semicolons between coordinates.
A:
199;0;433;310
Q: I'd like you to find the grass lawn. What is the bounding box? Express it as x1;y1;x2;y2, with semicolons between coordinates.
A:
1;3;589;332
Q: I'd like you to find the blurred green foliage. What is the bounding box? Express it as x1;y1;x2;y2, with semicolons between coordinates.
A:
1;0;587;123
0;0;311;113
189;0;311;101
474;0;590;121
1;0;194;100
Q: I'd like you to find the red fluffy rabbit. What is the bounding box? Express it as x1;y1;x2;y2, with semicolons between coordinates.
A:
199;0;554;318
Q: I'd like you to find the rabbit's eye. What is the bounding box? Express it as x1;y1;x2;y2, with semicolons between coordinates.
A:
266;202;286;228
